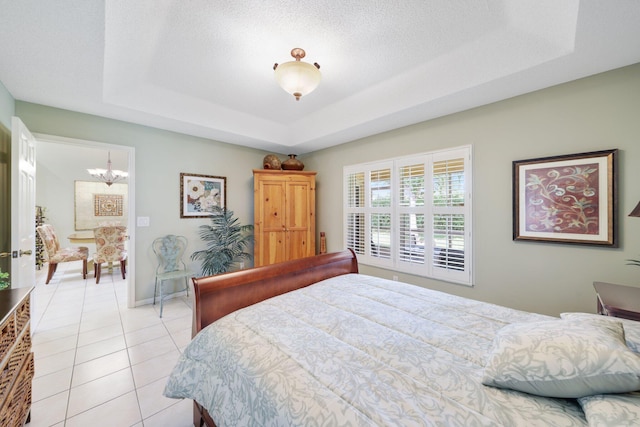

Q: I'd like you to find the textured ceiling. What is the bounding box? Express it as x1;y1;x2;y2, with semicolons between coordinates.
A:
1;0;640;154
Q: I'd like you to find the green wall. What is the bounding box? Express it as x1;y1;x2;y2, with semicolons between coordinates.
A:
7;63;640;315
306;63;640;316
15;103;273;303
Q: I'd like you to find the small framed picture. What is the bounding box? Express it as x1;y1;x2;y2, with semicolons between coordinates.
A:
180;173;227;218
513;149;618;246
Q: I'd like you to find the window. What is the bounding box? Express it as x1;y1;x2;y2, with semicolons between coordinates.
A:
344;146;472;285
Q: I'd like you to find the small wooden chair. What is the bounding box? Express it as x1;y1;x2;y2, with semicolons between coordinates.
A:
93;226;128;284
36;224;88;284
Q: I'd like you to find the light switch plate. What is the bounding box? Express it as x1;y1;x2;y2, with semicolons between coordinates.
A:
137;216;150;227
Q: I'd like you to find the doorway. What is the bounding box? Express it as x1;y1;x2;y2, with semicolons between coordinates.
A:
0;124;10;280
34;134;135;308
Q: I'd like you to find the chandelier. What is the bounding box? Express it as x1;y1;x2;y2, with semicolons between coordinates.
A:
87;152;128;186
273;48;321;101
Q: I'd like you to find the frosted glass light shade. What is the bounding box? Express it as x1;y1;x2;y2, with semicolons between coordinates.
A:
87;152;128;186
274;48;321;101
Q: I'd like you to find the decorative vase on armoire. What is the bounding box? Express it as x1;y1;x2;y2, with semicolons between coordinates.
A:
281;154;304;171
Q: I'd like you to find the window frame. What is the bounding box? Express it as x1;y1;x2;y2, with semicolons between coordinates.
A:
343;145;473;286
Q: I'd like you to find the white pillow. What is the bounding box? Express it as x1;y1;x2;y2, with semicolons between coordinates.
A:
560;312;640;353
482;318;640;398
579;392;640;427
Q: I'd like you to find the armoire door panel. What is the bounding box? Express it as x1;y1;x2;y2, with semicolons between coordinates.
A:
262;231;286;265
286;182;310;230
287;231;309;260
260;182;286;230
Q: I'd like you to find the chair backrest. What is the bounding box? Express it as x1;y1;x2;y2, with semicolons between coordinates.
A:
36;224;61;258
152;235;188;274
93;226;128;262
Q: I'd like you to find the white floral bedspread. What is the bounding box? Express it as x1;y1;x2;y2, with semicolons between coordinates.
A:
164;274;587;426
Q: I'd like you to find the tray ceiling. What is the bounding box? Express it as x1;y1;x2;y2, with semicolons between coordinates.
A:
1;0;639;154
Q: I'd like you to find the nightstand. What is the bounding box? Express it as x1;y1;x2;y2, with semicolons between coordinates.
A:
593;281;640;321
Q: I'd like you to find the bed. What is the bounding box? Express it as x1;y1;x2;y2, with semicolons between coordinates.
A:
164;250;640;426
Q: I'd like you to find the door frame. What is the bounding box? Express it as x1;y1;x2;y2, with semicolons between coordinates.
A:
34;133;136;308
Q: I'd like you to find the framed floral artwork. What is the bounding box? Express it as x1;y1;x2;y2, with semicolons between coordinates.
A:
180;173;227;218
513;149;618;246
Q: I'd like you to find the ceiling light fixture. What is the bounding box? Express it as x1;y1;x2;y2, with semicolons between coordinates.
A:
273;48;321;101
87;152;128;186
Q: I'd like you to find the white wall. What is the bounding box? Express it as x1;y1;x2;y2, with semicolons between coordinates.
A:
305;63;640;317
35;142;129;268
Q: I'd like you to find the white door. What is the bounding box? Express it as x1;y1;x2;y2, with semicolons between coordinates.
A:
10;117;36;288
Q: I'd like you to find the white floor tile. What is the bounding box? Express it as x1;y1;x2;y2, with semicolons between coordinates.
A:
125;323;169;348
31;367;73;403
34;349;76;378
27;390;69;427
120;311;163;334
64;391;142;427
74;334;127;365
66;368;135;418
77;322;124;347
142;398;194;427
136;376;178;419
32;334;78;359
31;323;79;345
71;349;131;387
131;350;180;388
156;297;192;319
171;329;192;348
128;335;177;366
30;262;195;426
162;314;191;335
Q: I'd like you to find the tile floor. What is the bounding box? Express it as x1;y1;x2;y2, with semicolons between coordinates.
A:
27;260;194;427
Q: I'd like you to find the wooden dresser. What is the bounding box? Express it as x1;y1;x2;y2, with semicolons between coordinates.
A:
253;169;316;266
0;287;34;427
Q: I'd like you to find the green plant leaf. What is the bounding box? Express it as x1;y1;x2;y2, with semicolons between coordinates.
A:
190;206;254;276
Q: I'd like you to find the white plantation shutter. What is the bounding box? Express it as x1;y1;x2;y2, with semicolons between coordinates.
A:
370;168;392;261
346;172;365;255
398;160;426;272
431;150;470;283
344;146;472;286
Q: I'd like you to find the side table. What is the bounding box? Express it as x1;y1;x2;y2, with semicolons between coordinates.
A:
593;281;640;321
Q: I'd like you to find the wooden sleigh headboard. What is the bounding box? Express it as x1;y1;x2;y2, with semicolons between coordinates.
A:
191;249;359;336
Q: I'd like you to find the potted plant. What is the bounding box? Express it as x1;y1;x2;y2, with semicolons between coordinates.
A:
191;206;254;276
0;268;9;291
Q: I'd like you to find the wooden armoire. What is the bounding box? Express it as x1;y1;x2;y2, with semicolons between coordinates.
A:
253;169;316;267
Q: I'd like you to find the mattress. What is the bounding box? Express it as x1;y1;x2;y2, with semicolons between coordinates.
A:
164;274;588;426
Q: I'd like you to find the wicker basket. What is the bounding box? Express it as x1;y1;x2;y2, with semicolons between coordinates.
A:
14;300;29;335
0;328;31;405
0;313;16;368
0;352;33;427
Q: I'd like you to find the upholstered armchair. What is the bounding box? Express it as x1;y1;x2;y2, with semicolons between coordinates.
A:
92;226;128;284
36;224;89;284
